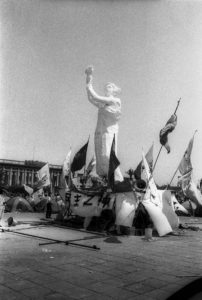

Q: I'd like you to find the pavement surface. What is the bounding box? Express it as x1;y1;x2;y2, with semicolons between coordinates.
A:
0;212;202;300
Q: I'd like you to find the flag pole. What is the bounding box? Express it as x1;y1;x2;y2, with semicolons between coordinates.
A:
152;145;162;174
174;98;181;115
165;167;179;190
152;98;181;174
49;163;53;196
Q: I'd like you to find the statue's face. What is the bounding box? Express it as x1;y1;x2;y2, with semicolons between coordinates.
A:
105;84;114;96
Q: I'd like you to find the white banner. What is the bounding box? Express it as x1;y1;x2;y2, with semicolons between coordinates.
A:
37;163;50;187
70;191;116;218
115;192;137;227
70;190;138;228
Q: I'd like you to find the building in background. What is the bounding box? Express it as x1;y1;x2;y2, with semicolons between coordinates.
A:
0;159;62;189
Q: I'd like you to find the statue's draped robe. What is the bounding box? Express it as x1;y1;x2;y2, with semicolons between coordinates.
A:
87;83;123;181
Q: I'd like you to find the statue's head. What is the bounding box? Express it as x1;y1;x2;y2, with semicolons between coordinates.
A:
104;82;121;97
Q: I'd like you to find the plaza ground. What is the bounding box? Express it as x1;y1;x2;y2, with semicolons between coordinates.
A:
0;212;202;300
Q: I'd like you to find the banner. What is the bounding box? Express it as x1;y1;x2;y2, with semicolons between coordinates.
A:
70;191;115;217
23;184;34;195
63;148;72;177
115;192;137;227
37;163;50;187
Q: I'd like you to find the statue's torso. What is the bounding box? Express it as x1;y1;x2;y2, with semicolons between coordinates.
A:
96;102;121;134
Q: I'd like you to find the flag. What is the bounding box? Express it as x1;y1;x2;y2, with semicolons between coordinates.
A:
183;179;202;207
59;149;72;193
59;170;68;191
36;163;50;188
32;189;43;204
177;170;192;192
71;140;89;173
179;174;202;208
142;151;159;205
134;144;154;180
133;161;142;180
178;135;194;176
85;156;96;176
108;135;120;188
160;114;177;153
23;184;34;195
177;133;202;207
145;143;154;171
63;148;72;177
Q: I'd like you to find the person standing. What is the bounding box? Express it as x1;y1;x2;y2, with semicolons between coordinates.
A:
0;197;5;228
45;193;52;219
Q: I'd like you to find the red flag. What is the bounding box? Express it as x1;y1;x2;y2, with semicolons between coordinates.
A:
71;140;89;173
160;114;177;153
108;135;120;188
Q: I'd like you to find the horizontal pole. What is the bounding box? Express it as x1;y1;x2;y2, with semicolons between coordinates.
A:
3;229;100;250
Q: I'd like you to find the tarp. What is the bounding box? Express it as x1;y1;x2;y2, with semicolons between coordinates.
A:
69;187;182;232
6;197;33;212
171;193;189;215
183;180;202;208
158;190;179;229
115;192;137;227
142;196;173;236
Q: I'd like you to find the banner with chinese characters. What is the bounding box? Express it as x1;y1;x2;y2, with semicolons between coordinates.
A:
70;190;138;228
70;191;116;218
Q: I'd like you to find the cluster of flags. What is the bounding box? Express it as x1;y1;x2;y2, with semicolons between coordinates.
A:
130;97;202;211
23;96;202;214
23;163;51;196
67;134;121;190
23;133;121;198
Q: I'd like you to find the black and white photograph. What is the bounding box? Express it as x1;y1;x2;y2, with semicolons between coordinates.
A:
0;0;202;299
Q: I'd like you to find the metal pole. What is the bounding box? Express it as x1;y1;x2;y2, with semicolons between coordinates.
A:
165;167;179;190
174;98;181;114
4;229;100;250
152;146;162;174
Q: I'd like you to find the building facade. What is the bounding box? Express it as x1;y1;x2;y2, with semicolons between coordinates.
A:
0;159;62;188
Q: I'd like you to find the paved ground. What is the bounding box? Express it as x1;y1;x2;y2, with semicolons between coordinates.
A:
0;212;202;300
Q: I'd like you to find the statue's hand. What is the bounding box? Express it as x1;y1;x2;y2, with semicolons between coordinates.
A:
85;65;94;75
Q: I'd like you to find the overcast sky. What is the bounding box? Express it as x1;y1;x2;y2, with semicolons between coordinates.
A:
1;0;202;185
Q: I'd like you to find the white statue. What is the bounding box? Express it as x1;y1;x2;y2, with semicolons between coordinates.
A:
85;66;123;181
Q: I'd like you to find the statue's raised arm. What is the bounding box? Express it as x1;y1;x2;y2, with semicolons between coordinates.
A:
85;66;121;107
85;66;123;182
